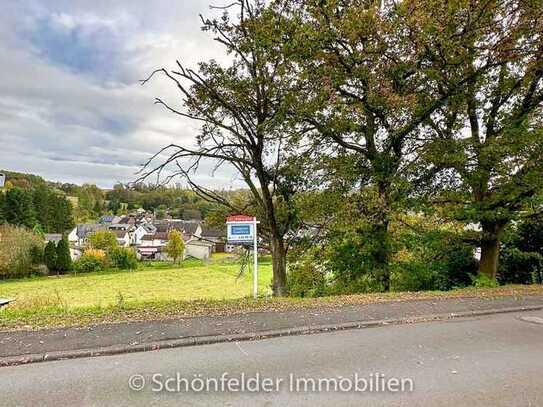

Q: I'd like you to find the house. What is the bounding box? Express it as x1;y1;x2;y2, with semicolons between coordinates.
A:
137;232;169;260
177;220;202;238
132;223;157;246
155;220;203;240
112;229;130;247
68;224;106;247
139;232;169;247
198;225;226;252
117;215;137;226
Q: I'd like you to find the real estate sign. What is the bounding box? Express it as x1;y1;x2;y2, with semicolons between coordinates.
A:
227;223;254;243
226;215;259;298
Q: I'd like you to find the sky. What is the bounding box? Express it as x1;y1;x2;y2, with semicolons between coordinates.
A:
0;0;240;188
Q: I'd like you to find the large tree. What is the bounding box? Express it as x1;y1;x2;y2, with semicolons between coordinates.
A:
281;0;505;289
422;0;543;278
140;0;305;295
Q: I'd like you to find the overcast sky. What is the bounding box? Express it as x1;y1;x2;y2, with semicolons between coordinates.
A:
0;0;240;188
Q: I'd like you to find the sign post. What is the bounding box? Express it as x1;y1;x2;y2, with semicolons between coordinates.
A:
226;215;259;299
252;217;258;299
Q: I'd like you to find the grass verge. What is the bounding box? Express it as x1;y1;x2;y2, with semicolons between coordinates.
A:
2;284;543;331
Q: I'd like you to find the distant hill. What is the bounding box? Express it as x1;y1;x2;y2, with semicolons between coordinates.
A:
0;170;50;189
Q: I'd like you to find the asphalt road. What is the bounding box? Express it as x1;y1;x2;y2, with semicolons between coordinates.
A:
1;310;543;407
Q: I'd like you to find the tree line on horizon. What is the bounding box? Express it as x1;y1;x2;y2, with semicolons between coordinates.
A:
0;170;224;226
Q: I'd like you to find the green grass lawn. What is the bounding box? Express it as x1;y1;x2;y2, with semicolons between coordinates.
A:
0;255;273;311
2;253;543;331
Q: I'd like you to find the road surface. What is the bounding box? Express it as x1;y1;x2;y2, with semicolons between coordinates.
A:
1;309;543;406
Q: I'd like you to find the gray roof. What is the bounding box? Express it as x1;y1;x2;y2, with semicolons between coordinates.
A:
152;220;201;235
171;220;200;236
76;224;106;239
112;229;129;238
44;233;62;242
99;215;116;224
142;223;156;233
187;238;215;247
201;226;224;238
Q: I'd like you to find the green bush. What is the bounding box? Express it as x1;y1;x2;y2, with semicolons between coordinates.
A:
329;274;384;295
391;246;478;292
472;274;499;288
498;217;543;285
393;221;478;292
29;242;44;265
287;249;326;297
111;247;138;270
391;262;439;292
0;225;44;279
74;254;105;273
499;248;542;285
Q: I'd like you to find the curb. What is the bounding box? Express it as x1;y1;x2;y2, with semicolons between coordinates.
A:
2;304;542;367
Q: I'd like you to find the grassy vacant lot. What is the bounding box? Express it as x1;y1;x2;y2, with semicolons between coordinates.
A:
0;255;272;326
2;254;543;330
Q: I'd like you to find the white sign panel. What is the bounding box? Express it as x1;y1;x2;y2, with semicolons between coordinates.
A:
227;223;254;243
0;173;5;188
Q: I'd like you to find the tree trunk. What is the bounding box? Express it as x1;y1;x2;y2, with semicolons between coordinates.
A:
374;181;392;291
479;222;505;279
271;236;288;296
371;221;391;291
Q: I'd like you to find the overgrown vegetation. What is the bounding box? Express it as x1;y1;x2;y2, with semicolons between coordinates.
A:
0;225;44;279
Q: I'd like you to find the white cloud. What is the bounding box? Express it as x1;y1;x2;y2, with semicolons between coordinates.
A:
0;0;239;189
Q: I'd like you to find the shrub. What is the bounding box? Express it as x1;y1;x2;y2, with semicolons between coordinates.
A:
74;249;107;273
472;274;499;288
287;249;326;297
0;224;44;279
391;262;439;292
29;242;44;265
499;248;543;285
392;218;478;292
329;274;384;295
498;217;543;285
391;246;478;292
111;247;138;270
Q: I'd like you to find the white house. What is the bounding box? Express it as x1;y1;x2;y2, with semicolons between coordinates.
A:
68;224;106;247
112;229;131;247
132;223;157;246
